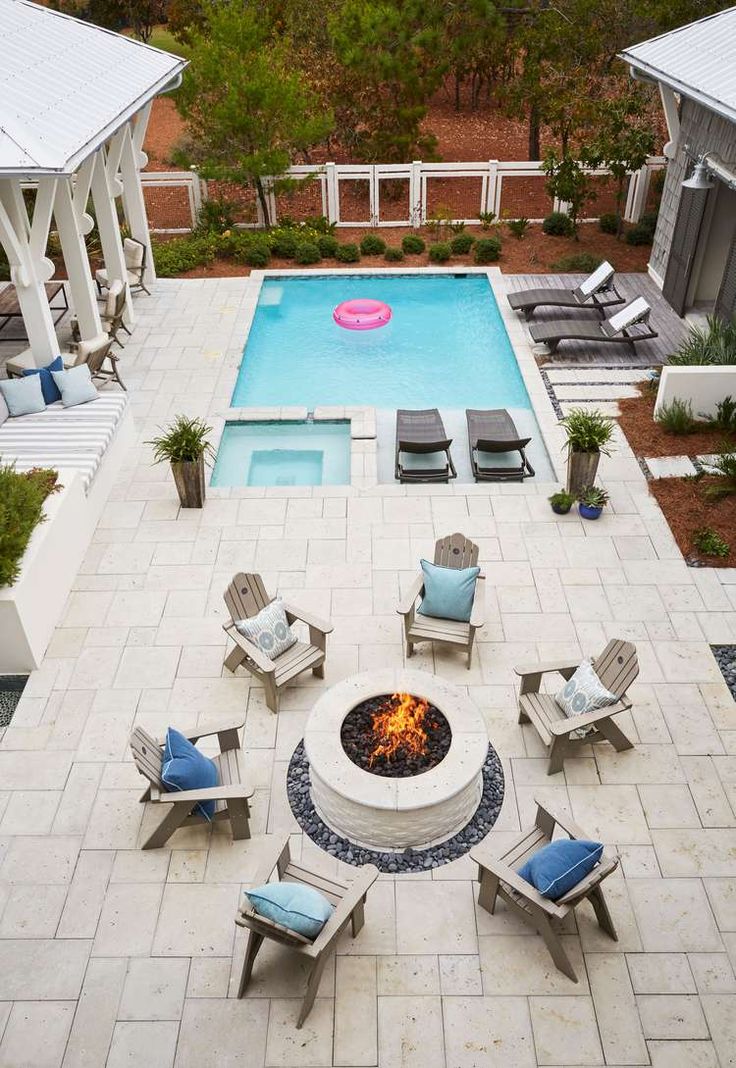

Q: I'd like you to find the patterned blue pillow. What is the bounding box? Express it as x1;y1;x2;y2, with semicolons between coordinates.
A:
246;881;334;939
555;659;618;718
235;598;297;660
519;839;603;900
161;727;218;820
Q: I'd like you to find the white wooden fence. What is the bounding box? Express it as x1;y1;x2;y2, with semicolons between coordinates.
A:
142;157;665;234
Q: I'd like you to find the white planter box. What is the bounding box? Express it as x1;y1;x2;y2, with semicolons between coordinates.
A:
655;365;736;419
0;474;88;672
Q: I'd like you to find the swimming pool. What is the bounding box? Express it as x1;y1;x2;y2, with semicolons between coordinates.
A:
211;421;351;488
232;274;531;409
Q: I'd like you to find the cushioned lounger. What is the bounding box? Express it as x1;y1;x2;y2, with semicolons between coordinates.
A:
529;296;657;353
395;408;457;483
507;261;623;319
466;408;534;481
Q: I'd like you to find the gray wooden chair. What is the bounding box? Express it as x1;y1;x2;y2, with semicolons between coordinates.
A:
72;279;130;349
130;719;252;849
69;334;126;390
397;532;485;668
234;836;379;1027
516;639;639;775
222;572;333;713
96;237;150;296
471;801;618;982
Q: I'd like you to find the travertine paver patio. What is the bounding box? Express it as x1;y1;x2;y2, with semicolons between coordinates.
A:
0;276;735;1067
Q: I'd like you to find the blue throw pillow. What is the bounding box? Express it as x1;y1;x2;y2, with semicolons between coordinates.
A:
0;374;46;417
161;727;218;821
22;355;64;404
518;839;604;900
245;881;334;939
416;559;480;623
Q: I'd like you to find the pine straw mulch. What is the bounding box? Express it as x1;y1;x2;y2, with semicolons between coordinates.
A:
650;475;736;567
617;384;736;459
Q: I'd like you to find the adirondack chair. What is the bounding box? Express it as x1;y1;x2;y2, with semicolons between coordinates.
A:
516;639;639;775
397;533;485;668
130;720;252;849
471;800;618;982
234;836;379;1027
222;573;333;713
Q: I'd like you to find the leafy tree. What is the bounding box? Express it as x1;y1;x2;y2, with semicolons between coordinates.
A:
444;0;506;110
176;1;333;224
583;92;656;235
167;0;207;44
329;0;447;161
542;150;592;235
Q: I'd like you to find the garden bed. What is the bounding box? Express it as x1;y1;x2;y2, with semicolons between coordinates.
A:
650;475;736;566
617;385;735;458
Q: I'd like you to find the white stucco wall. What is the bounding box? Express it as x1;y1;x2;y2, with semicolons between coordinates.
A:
655;365;736;419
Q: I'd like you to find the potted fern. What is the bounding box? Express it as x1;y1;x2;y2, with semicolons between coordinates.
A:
148;415;215;508
559;408;615;495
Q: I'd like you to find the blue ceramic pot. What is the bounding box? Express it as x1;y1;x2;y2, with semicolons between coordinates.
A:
579;503;603;520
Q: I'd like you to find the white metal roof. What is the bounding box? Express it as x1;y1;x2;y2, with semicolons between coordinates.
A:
621;6;736;125
0;0;186;177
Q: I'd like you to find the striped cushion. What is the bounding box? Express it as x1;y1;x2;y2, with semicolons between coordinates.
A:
0;393;128;493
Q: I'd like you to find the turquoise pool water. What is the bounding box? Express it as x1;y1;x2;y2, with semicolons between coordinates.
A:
232;274;531;409
211;421;351;488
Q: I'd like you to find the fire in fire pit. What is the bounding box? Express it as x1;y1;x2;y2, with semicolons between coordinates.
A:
341;692;451;777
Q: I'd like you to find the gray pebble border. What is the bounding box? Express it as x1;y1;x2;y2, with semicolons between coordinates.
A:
286;739;505;873
712;646;736;701
0;676;28;728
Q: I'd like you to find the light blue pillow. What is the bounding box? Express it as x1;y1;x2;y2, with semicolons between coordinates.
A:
51;363;99;407
245;881;334;939
161;727;218;820
555;659;618;718
22;355;64;404
417;559;480;622
0;374;46;417
518;839;603;900
235;597;297;661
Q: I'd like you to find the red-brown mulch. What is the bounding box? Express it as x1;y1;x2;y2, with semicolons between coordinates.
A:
617;385;736;458
650;476;736;566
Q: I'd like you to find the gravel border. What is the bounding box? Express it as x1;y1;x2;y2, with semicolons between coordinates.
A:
0;676;28;729
712;646;736;702
286;739;505;873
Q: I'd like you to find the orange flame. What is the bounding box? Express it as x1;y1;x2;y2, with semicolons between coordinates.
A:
369;692;430;765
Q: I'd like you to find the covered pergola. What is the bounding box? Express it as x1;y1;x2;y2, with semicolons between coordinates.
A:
0;0;186;366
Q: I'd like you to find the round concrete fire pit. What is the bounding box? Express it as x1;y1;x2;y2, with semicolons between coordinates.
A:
303;669;488;851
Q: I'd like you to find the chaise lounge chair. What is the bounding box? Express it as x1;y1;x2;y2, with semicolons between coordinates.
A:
466;408;534;481
529;296;657;354
507;261;623;319
395;408;457;483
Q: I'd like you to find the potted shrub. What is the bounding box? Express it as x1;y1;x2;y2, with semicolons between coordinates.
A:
148;415;215;509
577;485;609;520
559;407;615;494
548;489;575;515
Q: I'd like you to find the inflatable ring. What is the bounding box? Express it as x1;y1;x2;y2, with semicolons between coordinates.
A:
333;298;392;330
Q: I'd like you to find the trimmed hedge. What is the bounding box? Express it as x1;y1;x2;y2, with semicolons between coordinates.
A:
384;246;404;262
152;235;217;277
317;234;340;258
360;234;387;255
473;237;502;264
401;234;426;255
295;241;321;264
542;211;575;237
428;241;452;263
335;243;360;263
0;466;60;588
450;232;475;254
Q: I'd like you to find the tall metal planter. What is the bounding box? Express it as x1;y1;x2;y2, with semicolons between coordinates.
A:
172;459;206;508
566;451;600;495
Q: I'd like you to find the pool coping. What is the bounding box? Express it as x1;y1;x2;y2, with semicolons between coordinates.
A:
208;267;565;490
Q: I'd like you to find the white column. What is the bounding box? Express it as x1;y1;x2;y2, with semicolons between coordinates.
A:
485;160;499;217
90;141;133;323
120;110;156;285
0;177;58;365
659;83;681;160
54;177;102;343
409;161;422;228
325;162;339;224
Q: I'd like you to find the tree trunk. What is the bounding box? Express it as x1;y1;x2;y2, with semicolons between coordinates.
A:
528;102;540;160
455;73;461;111
255;177;271;228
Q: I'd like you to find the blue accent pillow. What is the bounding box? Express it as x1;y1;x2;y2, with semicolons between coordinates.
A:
0;374;46;417
22;355;64;404
417;559;480;622
245;881;334;939
161;727;218;821
518;839;604;900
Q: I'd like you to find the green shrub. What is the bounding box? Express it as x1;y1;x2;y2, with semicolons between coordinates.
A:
656;398;696;435
473;237;502;264
239;241;271;268
598;213;619;235
638;211;658;237
302;215;336;235
625;223;653;246
450;232;475;254
551;252;605;273
428;241;452;263
152;235;217;277
704;449;736;500
335;243;360;263
294;241;321;265
710;396;736;432
270;230;299;258
317;234;340;258
384;246;405;262
560;408;615;454
693;526;730;558
669;316;736;366
360;234;387;255
402;234;425;255
0;465;60;587
507;218;530;240
194;197;238;235
478;211;496;230
542;211;575;237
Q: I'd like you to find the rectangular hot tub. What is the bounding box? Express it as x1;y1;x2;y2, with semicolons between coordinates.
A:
211;420;351;488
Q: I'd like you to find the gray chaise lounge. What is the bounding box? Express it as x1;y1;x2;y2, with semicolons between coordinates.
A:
395;408;457;483
466;408;534;481
508;261;623;319
529;296;657;353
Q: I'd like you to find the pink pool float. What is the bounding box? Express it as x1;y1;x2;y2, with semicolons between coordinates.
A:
333;298;392;330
